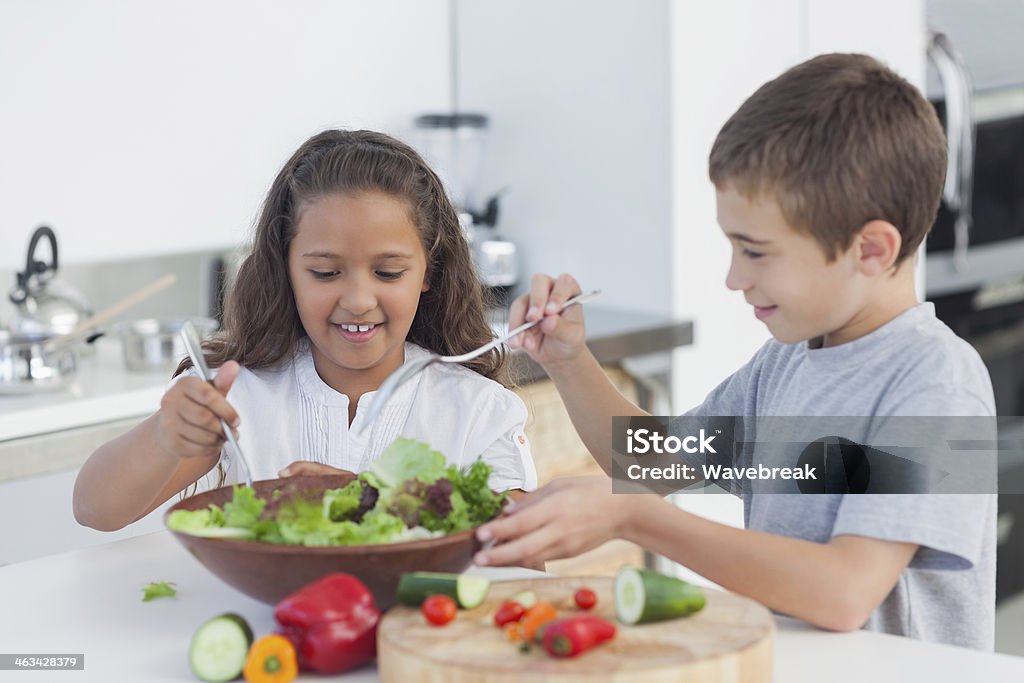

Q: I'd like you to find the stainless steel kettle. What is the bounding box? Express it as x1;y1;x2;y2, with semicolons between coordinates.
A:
8;226;93;335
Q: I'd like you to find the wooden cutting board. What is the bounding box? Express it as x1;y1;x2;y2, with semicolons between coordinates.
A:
377;576;774;683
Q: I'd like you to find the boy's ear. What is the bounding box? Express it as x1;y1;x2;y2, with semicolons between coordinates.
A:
855;220;901;275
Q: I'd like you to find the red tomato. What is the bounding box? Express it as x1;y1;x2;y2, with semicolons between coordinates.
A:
421;594;457;626
574;588;598;610
493;600;527;627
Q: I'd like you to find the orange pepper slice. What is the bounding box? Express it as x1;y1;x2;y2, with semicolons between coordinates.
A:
518;601;558;642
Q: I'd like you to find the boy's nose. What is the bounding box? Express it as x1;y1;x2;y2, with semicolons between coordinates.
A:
725;263;751;292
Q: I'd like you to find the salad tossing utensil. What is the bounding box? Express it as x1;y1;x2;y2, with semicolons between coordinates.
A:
359;289;601;432
180;320;254;487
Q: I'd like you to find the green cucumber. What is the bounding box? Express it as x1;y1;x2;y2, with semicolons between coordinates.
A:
188;613;253;682
511;590;537;609
396;572;491;609
614;567;705;625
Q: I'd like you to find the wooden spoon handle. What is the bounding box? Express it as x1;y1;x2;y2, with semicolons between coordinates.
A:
67;273;178;340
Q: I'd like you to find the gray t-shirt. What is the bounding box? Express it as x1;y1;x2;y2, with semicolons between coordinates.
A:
686;302;997;650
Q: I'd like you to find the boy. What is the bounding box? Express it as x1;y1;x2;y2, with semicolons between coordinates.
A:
474;53;997;650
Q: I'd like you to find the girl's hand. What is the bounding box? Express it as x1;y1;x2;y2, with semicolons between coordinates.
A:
279;462;356;478
154;361;241;462
473;476;630;567
508;273;587;368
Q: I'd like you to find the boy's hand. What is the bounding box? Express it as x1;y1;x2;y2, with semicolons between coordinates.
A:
154;361;241;462
279;462;356;478
508;273;587;368
473;476;629;567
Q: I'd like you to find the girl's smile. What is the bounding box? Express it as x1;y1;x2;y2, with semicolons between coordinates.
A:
333;321;383;344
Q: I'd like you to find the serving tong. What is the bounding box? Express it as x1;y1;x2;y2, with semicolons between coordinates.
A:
180;320;254;487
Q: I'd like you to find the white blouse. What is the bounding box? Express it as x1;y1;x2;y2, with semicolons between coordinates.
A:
183;340;537;492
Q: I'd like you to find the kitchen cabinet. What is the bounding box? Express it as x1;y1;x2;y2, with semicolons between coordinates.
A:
0;1;452;271
0;418;171;567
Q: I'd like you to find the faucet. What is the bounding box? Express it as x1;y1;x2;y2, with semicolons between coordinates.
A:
927;30;975;272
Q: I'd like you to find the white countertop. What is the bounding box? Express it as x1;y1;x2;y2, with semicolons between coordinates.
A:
0;338;168;442
0;531;1020;682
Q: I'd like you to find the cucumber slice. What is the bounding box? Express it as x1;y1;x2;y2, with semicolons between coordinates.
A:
185;527;255;539
396;572;491;609
614;567;706;625
188;613;253;682
511;590;537;609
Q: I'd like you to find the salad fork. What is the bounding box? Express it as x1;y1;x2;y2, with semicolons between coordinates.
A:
359;289;601;432
180;320;255;488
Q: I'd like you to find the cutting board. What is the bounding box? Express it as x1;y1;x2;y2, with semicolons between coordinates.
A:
377;576;774;683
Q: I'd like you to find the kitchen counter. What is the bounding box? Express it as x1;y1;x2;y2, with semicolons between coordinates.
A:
0;339;171;444
0;306;693;444
0;531;1020;682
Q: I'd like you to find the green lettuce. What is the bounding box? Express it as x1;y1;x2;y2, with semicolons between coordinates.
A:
168;437;507;546
370;438;448;487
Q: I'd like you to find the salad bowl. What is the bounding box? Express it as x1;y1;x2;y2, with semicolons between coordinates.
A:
165;474;483;609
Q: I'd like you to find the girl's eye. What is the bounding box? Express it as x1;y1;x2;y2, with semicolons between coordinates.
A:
376;270;404;281
742;249;765;260
311;270;339;280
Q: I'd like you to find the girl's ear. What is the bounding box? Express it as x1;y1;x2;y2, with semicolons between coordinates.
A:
421;273;430;293
855;220;901;276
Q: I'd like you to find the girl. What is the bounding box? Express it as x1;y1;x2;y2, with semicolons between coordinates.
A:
73;129;537;532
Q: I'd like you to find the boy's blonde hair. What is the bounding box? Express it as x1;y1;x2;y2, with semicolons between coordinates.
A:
709;53;947;265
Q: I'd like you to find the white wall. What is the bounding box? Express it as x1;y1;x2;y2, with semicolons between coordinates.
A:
0;0;451;269
456;0;674;316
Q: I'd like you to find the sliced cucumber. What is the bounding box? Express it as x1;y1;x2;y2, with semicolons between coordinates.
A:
185;527;255;539
188;613;253;682
614;567;705;625
396;572;491;609
511;590;537;609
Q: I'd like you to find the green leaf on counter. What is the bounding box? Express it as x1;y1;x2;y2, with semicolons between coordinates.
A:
141;581;177;602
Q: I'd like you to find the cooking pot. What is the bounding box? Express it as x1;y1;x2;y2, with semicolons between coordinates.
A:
0;330;79;395
114;317;218;373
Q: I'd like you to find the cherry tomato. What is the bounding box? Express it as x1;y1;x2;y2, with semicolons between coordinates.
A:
574;587;598;610
421;594;457;626
494;600;527;627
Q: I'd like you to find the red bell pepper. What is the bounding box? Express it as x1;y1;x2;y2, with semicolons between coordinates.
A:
542;615;616;658
274;573;380;674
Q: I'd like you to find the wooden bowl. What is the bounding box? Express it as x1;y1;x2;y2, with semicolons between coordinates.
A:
165;474;481;610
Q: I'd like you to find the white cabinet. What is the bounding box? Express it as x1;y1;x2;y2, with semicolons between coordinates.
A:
0;0;452;271
0;418;172;566
0;467;171;567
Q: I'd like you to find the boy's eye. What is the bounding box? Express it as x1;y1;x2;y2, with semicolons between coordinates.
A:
742;249;764;260
311;270;339;280
376;270;405;281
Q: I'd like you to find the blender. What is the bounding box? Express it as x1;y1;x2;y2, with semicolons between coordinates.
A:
413;113;519;306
